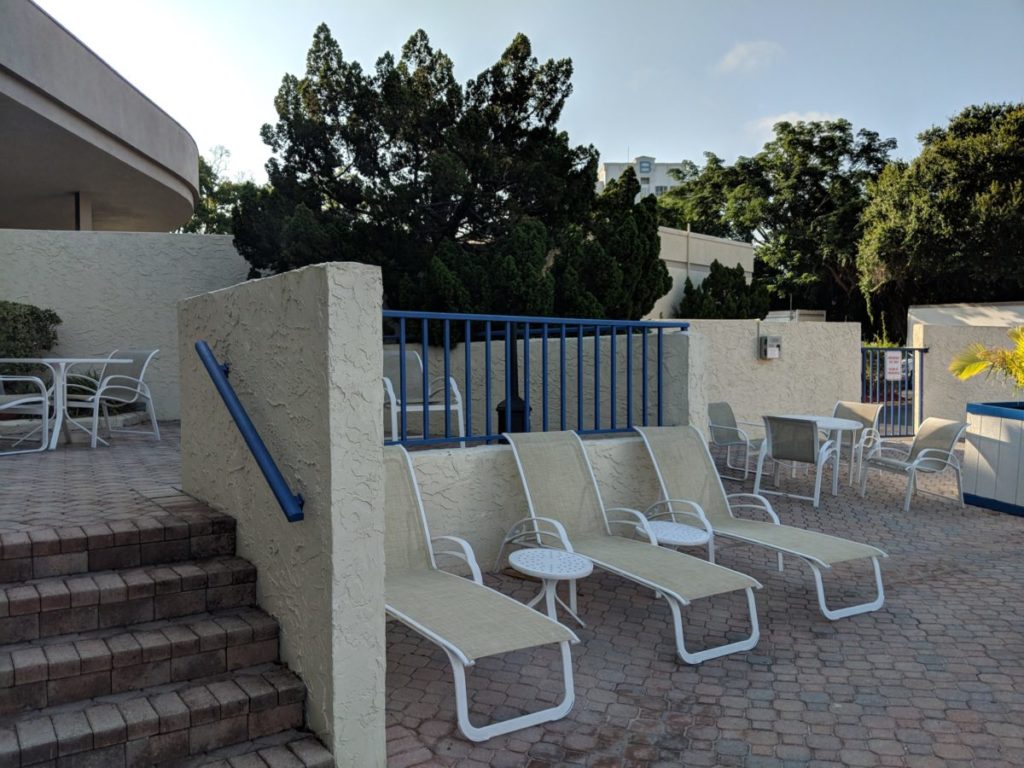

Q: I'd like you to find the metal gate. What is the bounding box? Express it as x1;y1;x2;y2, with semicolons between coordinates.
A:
861;347;927;437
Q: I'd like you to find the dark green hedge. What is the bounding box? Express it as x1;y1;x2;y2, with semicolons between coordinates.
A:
0;300;62;358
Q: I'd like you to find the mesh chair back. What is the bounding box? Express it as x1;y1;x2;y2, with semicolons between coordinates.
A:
708;402;741;446
909;418;966;471
763;416;819;464
104;349;157;384
505;431;608;540
383;350;427;404
383;446;435;575
833;401;882;448
637;426;734;525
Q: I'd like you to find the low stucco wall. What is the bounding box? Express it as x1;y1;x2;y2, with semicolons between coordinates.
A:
684;320;862;434
912;324;1022;422
409;435;663;566
179;263;385;765
0;229;249;418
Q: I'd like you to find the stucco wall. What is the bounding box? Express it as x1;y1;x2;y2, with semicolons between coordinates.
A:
409;435;663;566
912;324;1022;422
178;263;385;765
0;228;249;419
683;320;862;435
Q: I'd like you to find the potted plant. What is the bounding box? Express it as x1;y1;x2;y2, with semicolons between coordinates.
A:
949;327;1024;516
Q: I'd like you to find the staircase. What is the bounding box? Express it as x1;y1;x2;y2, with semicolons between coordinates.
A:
0;489;333;767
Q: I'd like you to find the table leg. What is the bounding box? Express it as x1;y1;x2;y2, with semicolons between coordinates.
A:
542;580;557;620
47;362;66;450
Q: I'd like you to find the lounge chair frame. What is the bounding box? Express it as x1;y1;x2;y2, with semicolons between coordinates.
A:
637;426;888;621
384;447;577;742
504;431;761;665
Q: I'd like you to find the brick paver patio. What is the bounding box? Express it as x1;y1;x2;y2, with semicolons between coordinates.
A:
2;428;1022;767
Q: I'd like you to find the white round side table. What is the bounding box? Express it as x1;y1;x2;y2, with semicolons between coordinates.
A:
508;548;593;626
635;520;711;548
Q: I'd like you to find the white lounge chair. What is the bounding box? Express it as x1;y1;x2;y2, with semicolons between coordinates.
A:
501;430;761;665
0;375;49;455
383;445;577;742
383;349;465;446
860;417;967;512
755;416;839;508
636;426;888;620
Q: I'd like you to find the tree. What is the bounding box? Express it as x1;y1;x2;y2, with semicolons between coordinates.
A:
657;119;896;329
673;260;770;319
234;25;666;319
179;147;255;234
858;103;1024;341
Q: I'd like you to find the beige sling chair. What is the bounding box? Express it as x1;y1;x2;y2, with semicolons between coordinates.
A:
636;425;887;620
860;417;967;512
383;446;577;742
500;430;761;665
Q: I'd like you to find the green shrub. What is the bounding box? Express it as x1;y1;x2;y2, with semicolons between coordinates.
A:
0;301;62;357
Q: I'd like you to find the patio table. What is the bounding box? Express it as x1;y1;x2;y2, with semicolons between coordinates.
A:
0;357;130;450
777;414;864;485
508;548;593;626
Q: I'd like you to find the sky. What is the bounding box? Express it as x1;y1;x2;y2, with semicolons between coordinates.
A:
33;0;1024;183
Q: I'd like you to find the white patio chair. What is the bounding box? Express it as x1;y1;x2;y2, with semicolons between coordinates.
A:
828;401;883;486
860;417;967;512
383;349;465;445
637;426;888;620
707;401;764;481
0;375;50;455
65;349;160;448
384;445;577;741
754;416;839;508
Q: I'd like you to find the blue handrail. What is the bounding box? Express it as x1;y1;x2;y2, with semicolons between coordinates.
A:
194;340;305;523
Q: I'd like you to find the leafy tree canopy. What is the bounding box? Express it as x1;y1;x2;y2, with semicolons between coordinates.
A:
674;260;770;319
179;147;255;234
234;25;668;319
658;119;896;329
857;103;1024;340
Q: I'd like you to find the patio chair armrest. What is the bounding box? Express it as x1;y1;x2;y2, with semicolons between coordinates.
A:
818;438;837;462
912;448;961;472
736;420;763;430
382;376;397;405
709;422;750;445
426;376;462;404
855;427;882;451
0;376;48;407
726;493;781;524
642;499;714;537
500;517;573;551
430;535;484;585
604;507;657;543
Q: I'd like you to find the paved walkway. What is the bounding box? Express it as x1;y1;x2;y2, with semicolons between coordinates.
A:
2;429;1022;767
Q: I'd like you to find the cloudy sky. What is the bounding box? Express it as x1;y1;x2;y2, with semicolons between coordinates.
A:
34;0;1024;182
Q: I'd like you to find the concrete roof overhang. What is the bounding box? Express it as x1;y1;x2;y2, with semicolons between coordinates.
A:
0;1;199;232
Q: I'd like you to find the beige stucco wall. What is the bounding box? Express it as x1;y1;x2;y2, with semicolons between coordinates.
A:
410;435;663;566
912;324;1022;422
683;320;862;434
178;263;386;764
0;228;249;419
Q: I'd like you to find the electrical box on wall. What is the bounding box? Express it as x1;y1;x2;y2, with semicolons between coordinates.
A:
759;335;782;360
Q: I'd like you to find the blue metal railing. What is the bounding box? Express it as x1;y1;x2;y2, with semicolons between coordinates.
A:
195;340;305;522
382;310;689;447
861;346;928;437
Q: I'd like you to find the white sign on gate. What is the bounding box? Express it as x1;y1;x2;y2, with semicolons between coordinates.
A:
884;350;903;382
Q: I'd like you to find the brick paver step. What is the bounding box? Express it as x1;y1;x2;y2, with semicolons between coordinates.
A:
180;728;333;767
0;507;236;582
0;607;279;717
0;663;306;766
0;557;258;646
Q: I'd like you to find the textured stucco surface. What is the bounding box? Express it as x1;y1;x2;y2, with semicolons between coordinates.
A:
913;324;1022;422
410;436;663;566
179;263;385;765
683;320;862;434
0;229;249;418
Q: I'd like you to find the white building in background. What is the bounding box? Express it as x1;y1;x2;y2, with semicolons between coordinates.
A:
645;226;755;319
597;155;683;198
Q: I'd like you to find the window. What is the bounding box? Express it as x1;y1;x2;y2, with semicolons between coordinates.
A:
640;176;651;185
655;185;668;195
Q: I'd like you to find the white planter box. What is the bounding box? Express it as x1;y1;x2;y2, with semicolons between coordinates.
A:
963;401;1024;516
